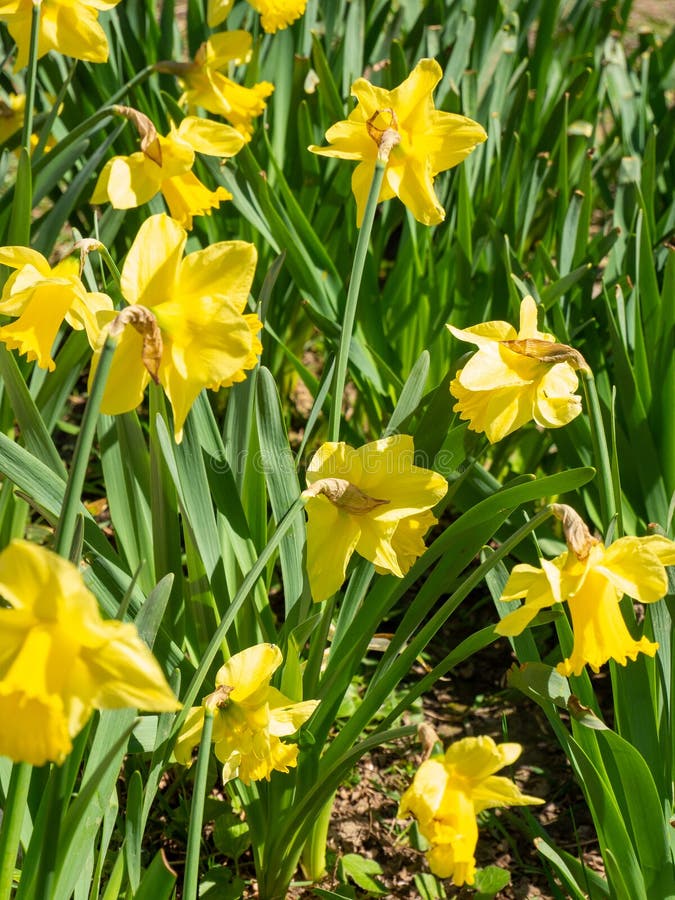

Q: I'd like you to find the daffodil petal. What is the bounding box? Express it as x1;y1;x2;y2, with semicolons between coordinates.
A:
96;320;150;415
216;644;282;701
472;775;544;813
174;706;205;765
121;213;186;308
306;496;361;602
177;116;246;157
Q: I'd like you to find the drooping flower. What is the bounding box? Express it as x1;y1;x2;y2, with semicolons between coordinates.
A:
495;506;675;677
207;0;307;33
175;32;274;136
448;296;589;443
91;112;244;229
0;0;122;70
0;540;180;767
309;58;486;226
399;735;543;885
0;247;113;371
174;644;318;784
302;435;447;602
90;213;261;442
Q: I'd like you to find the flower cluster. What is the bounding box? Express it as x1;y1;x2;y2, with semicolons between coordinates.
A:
399;736;542;885
0;541;180;766
175;644;318;784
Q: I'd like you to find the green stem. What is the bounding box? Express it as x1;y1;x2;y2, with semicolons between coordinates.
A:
19;0;41;154
53;334;118;558
183;709;214;900
582;371;616;531
328;160;386;441
0;762;31;900
93;245;122;289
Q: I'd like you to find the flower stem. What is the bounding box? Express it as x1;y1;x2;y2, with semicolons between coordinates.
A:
0;762;31;900
328;160;386;441
53;334;118;559
183;709;214;900
19;0;41;154
581;372;616;531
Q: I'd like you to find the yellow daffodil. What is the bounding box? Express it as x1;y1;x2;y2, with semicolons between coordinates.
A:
309;58;486;226
175;32;274;136
207;0;307;32
495;507;675;676
174;644;318;784
91;114;244;229
302;435;447;603
0;0;121;70
90;213;261;442
399;735;543;885
0;540;180;767
448;296;588;443
0;246;113;371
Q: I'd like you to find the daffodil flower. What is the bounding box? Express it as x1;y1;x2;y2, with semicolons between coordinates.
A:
448;296;588;443
174;32;274;136
309;58;486;226
302;435;447;602
90;213;261;442
207;0;308;32
174;644;318;784
0;247;113;371
399;735;543;885
495;507;675;676
0;540;180;767
0;0;121;70
91;114;245;229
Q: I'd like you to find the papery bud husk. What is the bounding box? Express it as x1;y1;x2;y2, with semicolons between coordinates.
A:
551;503;598;559
503;339;591;373
303;477;389;515
110;306;163;383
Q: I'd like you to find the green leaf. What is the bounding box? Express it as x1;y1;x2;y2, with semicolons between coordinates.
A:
133;850;177;900
534;836;610;900
7;149;31;245
212;811;251;861
384;350;430;436
256;367;305;612
198;866;246;899
124;769;143;892
338;853;388;896
473;865;511;896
